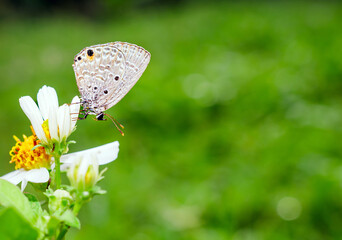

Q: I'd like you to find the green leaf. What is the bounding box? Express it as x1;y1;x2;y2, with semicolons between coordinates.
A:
0;207;39;240
25;193;42;215
58;210;80;229
25;193;51;234
0;179;35;223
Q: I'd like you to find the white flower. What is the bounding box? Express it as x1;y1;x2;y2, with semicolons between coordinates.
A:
0;168;49;192
0;85;82;191
1;141;119;191
67;155;102;191
60;141;119;171
19;85;80;144
64;141;119;191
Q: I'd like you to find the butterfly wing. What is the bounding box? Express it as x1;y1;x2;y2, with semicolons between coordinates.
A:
73;43;126;113
72;42;150;113
104;41;151;110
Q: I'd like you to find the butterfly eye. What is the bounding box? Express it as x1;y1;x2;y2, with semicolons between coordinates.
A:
104;90;108;94
87;49;94;57
77;56;82;61
115;76;119;81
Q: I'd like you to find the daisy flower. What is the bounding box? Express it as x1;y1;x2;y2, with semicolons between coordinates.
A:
19;85;80;150
64;141;119;192
1;137;119;191
0;129;51;191
1;85;81;190
19;85;81;188
1;85;119;191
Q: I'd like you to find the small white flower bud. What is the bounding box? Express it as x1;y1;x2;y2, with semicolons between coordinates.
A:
54;189;72;200
67;154;103;192
48;189;73;213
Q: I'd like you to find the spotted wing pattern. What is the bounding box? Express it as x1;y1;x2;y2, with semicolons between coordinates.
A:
73;42;150;114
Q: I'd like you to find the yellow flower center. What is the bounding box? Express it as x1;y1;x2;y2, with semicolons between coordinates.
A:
9;127;51;170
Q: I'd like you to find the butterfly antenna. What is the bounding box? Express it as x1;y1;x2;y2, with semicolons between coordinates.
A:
104;112;124;129
115;118;125;129
104;113;125;136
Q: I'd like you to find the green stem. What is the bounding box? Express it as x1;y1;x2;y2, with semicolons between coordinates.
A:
57;224;70;240
56;200;83;239
73;200;83;215
55;154;61;189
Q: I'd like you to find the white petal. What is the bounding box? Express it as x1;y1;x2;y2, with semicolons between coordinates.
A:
57;104;71;139
24;168;50;183
19;96;48;143
0;169;26;185
47;86;59;111
21;179;28;192
97;141;119;165
77;155;91;181
61;141;119;166
38;86;59;141
49;105;59;141
70;96;80;131
37;86;49;120
37;86;58;120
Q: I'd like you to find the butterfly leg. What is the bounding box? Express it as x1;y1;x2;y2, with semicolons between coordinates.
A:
78;112;88;120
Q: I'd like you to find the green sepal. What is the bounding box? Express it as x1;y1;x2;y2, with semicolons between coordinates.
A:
67;140;76;145
44;187;54;197
51;137;76;156
91;186;107;196
31;144;43;151
39;141;54;156
61;185;75;192
48;209;81;230
57;209;81;229
75;186;106;203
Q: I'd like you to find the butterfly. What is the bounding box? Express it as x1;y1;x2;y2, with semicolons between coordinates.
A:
72;42;151;133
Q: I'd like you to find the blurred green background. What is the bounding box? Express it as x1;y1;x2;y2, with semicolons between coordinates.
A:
1;0;342;239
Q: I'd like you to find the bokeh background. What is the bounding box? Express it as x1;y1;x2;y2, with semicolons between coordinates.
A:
1;0;342;239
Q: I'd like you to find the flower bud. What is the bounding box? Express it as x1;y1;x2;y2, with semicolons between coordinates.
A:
48;189;73;213
67;154;104;192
